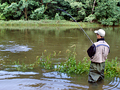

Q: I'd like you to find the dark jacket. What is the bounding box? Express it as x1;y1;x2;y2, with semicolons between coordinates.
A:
87;44;96;58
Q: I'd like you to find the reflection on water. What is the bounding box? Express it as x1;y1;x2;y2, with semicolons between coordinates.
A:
0;27;120;90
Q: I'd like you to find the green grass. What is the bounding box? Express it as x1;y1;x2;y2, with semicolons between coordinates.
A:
0;20;101;30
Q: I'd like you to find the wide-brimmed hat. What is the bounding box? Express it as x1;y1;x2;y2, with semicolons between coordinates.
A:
94;29;105;37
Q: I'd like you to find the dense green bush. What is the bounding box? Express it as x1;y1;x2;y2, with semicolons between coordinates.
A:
0;0;120;25
95;0;120;25
30;5;45;20
3;3;20;20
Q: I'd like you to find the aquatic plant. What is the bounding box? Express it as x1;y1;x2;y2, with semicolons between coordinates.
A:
1;47;120;77
55;47;90;74
12;50;57;71
105;57;120;77
34;51;53;70
13;61;34;71
55;57;90;74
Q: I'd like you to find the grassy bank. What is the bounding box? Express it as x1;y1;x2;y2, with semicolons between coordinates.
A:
0;20;101;30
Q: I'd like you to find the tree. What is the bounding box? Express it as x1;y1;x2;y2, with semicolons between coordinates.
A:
0;0;20;4
95;0;120;25
0;0;119;26
3;3;20;20
0;2;8;20
65;0;94;21
30;5;45;20
92;0;96;14
41;0;72;20
19;0;28;20
2;0;40;20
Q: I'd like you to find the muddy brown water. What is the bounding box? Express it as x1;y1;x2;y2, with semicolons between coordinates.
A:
0;27;120;90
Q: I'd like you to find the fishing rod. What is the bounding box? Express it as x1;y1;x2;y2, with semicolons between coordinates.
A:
57;8;93;44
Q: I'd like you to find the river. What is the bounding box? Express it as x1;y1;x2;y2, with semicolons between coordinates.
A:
0;26;120;90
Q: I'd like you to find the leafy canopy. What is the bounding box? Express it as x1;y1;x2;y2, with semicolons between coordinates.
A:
0;0;120;25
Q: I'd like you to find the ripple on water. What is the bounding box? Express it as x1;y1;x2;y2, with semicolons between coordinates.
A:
0;44;32;53
103;77;120;90
0;70;120;90
0;70;39;79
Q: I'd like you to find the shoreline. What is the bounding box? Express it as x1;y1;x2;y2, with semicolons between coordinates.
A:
0;20;102;30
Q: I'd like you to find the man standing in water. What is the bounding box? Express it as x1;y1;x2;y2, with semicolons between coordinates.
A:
87;29;110;83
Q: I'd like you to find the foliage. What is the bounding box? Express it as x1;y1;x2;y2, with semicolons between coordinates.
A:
55;46;90;74
34;50;55;69
84;14;96;22
30;5;45;20
11;50;56;71
70;2;86;21
0;2;8;12
1;0;41;20
1;47;120;77
0;0;20;4
55;13;61;20
3;3;20;20
0;0;120;25
56;57;90;74
95;0;120;25
105;57;120;77
0;3;8;20
13;60;34;71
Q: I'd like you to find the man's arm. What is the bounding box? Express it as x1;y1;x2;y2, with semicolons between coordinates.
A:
87;44;96;59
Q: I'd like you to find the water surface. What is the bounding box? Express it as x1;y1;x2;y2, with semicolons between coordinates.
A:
0;27;120;90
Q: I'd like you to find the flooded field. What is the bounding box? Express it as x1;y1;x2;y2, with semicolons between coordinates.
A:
0;26;120;90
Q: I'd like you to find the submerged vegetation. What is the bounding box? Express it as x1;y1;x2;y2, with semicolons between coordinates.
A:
1;47;120;77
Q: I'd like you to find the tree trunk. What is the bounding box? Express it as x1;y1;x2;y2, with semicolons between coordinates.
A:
24;0;28;20
41;0;43;5
24;8;28;20
92;0;96;14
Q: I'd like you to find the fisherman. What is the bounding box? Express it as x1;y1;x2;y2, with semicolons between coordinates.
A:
87;29;110;83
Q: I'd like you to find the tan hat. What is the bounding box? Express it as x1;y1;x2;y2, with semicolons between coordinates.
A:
94;29;105;37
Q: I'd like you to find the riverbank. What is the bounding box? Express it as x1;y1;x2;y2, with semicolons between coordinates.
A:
0;20;101;30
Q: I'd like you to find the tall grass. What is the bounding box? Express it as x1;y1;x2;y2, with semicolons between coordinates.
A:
0;20;101;30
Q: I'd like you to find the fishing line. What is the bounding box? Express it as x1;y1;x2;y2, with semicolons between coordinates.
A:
57;8;93;44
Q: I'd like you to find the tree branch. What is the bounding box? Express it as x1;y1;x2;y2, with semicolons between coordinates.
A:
92;0;96;14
